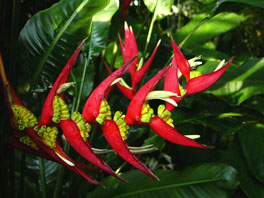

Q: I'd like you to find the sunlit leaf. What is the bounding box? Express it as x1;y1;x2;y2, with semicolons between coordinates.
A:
143;0;174;20
208;58;264;105
174;12;245;48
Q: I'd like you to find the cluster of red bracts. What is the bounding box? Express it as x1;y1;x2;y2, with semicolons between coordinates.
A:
1;23;233;187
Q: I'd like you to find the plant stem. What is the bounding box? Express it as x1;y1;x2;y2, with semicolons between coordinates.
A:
142;0;159;57
179;17;209;48
76;52;90;111
39;158;47;198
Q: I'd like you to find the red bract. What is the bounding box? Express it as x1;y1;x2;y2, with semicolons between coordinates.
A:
82;55;138;123
38;40;85;126
149;116;209;148
166;38;234;110
125;65;208;148
60;119;127;183
115;23;160;99
170;37;190;81
1;51;101;185
101;119;159;180
185;58;234;95
125;66;170;125
27;128;102;186
163;57;181;111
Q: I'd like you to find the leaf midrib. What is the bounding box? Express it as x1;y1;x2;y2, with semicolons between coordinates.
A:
31;0;90;89
113;177;222;198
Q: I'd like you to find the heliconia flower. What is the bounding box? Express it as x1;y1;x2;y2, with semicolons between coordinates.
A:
1;51;102;185
83;54;158;180
32;41;127;182
114;22;160;99
170;37;234;96
164;37;234;111
82;55;138;123
125;65;209;149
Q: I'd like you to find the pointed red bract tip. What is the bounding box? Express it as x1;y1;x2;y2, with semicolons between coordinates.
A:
186;57;234;95
38;40;85;126
101;120;159;181
133;40;161;86
170;37;190;81
149;116;211;149
164;57;182;111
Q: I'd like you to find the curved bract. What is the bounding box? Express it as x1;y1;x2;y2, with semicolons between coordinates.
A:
125;66;170;125
101;120;159;181
60;119;127;183
149;116;210;149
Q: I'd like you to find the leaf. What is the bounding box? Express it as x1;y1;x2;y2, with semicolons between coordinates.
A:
89;0;119;58
208;58;264;105
143;0;174;20
220;138;264;198
214;0;264;11
87;163;238;198
174;12;245;48
239;124;264;185
242;95;264;116
18;0;109;92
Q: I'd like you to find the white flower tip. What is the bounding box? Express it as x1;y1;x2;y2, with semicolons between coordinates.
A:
55;151;75;166
214;59;226;71
110;78;122;87
184;135;200;139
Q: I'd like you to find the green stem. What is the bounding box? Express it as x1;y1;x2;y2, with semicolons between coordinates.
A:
39;158;47;198
142;0;159;57
177;0;181;29
178;17;209;49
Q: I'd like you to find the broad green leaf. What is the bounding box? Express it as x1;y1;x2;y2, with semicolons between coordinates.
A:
89;0;119;58
239;124;264;185
221;138;264;198
174;12;245;48
19;0;109;92
208;58;264;105
87;163;238;198
143;0;174;20
214;0;264;11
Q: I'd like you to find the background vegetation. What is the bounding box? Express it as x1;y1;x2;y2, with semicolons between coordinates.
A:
1;0;264;197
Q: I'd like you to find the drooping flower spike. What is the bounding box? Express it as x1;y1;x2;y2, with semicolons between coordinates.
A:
32;41;127;182
114;22;160;99
83;55;158;180
125;65;210;148
0;51;101;185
